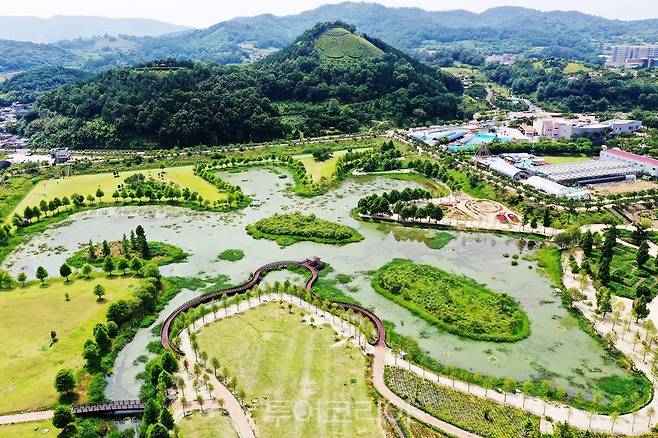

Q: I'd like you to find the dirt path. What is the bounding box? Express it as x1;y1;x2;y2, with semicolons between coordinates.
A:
0;410;53;425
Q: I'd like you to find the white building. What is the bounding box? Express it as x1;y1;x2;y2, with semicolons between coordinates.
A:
533;118;641;140
600;147;658;178
605;120;643;135
488;158;530;180
606;45;658;68
522;176;590;200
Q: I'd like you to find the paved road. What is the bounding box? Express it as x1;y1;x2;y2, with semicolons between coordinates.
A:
0;410;53;425
178;330;255;438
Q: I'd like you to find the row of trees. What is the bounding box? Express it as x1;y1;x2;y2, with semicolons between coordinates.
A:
357;188;445;222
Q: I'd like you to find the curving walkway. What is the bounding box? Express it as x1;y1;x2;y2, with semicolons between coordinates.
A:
175;291;479;438
160;258;387;355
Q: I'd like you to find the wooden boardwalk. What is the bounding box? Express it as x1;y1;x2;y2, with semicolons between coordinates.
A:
72;400;145;417
160;257;387;355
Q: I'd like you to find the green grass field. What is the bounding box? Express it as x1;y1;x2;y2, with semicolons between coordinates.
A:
295;150;349;182
178;410;238;438
371;259;530;342
564;62;593;74
12;165;226;218
541;155;592;164
0;420;55;438
0;275;141;413
315;27;383;61
195;303;382;437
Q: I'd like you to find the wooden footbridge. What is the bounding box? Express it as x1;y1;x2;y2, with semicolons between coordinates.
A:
72;400;145;418
73;257;386;419
160;257;387;355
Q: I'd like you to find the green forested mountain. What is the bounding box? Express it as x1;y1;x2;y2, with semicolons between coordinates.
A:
2;3;658;72
483;60;658;113
0;67;89;105
0;40;81;72
15;23;464;149
0;16;191;43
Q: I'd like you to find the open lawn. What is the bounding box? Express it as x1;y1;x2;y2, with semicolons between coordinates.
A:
541;155;592;164
178;410;238;438
295;150;348;182
12;165;227;218
195;303;382;438
0;275;141;413
564;62;593;74
0;420;55;438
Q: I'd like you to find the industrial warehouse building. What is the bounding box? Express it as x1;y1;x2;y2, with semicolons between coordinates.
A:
488;158;531;180
599;147;658;178
522;176;590;200
535;160;641;186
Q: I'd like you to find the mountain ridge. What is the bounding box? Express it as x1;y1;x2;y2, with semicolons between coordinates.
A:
0;15;192;43
1;2;658;72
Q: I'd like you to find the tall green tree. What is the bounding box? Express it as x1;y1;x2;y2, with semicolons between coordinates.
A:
59;263;72;282
36;266;49;285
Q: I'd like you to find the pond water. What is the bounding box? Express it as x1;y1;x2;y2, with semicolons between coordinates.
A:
3;168;630;399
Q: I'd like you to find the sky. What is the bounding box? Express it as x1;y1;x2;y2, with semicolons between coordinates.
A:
0;0;656;27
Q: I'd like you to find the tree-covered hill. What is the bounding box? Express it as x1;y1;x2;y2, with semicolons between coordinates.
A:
14;23;464;149
483;59;658;114
0;67;89;105
0;40;81;72
3;3;658;73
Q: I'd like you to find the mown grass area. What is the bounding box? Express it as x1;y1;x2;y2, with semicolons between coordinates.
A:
217;249;245;262
372;259;530;342
564;62;593;74
385;367;539;438
246;212;364;246
178;410;238;437
0;275;142;413
195;302;381;437
315;27;384;62
425;232;455;250
66;240;188;268
524;245;563;287
294;150;349;182
0;419;56;437
541;154;592;164
12;165;227;218
0;174;35;221
590;245;658;299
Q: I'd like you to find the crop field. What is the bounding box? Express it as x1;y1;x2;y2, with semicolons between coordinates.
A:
0;275;140;413
178;410;238;437
315;27;383;61
295;150;348;182
195;303;381;438
12;165;226;218
385;367;539;438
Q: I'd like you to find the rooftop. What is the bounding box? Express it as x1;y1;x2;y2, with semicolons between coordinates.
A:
603;148;658;167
